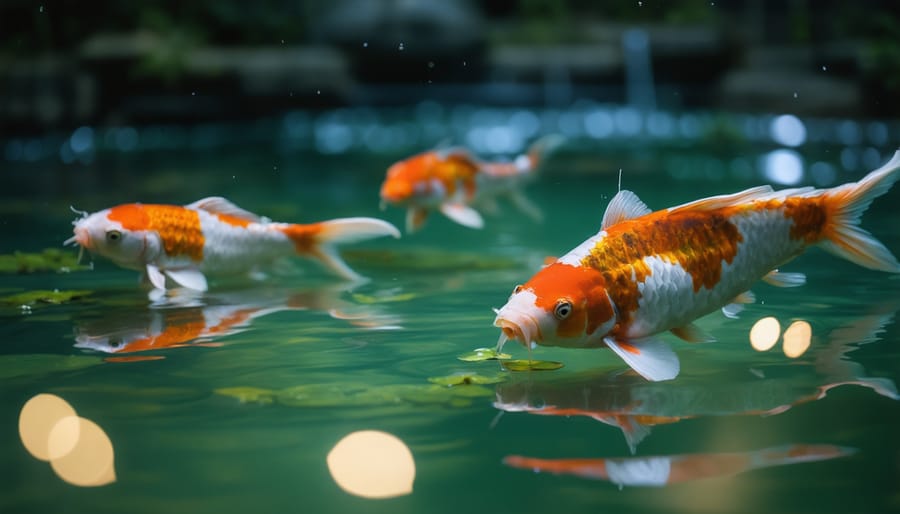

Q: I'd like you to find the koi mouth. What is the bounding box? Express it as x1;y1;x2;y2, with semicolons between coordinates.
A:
493;309;542;352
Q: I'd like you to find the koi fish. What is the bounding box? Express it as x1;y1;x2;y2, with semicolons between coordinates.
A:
504;444;854;487
65;197;400;291
495;298;899;452
493;151;900;381
379;135;562;232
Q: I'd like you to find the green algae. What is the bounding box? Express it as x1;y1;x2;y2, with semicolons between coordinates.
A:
1;289;93;306
0;248;90;274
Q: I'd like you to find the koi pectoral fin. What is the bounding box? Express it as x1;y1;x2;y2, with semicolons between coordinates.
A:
145;264;167;290
604;336;680;382
763;270;806;287
406;207;429;233
164;268;209;292
439;203;484;229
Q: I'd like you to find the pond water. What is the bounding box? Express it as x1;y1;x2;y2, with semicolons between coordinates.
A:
2;108;899;514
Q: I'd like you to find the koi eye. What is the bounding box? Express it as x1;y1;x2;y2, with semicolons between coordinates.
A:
512;284;523;295
554;300;573;320
106;230;122;242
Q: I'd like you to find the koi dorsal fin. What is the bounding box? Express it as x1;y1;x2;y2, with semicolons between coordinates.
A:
601;190;652;229
667;185;774;213
186;197;262;223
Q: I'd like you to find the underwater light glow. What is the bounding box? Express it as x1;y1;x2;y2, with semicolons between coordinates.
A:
327;430;415;499
18;394;116;487
763;149;804;185
783;320;812;358
770;115;807;147
19;394;77;461
750;317;781;351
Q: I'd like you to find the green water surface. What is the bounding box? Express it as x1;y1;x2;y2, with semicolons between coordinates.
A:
2;140;899;514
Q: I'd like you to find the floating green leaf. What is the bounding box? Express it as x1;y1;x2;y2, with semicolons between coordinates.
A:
501;359;564;372
1;289;92;306
214;387;277;405
428;372;508;387
0;248;90;274
457;348;512;362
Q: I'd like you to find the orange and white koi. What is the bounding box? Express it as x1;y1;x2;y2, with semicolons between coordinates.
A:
379;135;562;232
493;151;900;381
65;197;400;291
504;444;854;487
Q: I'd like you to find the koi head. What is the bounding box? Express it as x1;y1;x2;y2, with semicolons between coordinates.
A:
493;263;617;351
380;152;443;207
65;207;159;269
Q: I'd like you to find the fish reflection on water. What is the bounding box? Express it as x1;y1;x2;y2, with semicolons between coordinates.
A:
504;444;855;488
73;285;400;360
494;304;898;453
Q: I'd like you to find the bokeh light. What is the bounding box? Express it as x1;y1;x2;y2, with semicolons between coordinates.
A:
763;149;804;185
49;417;116;487
326;430;415;499
18;394;116;487
783;320;812;358
770;114;807;147
750;316;781;351
18;394;77;461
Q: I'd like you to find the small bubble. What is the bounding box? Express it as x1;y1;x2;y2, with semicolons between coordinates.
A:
427;61;435;69
821;65;827;71
191;92;196;96
398;42;405;51
793;92;798;98
638;1;642;5
317;90;321;95
462;61;467;67
39;5;44;13
281;39;285;44
363;42;368;48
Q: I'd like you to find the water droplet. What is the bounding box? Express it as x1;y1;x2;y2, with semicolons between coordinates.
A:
398;42;405;51
637;1;642;6
317;90;321;95
191;92;196;96
821;65;827;71
427;61;435;69
793;92;798;98
39;5;44;13
462;61;467;67
281;39;285;44
363;42;368;48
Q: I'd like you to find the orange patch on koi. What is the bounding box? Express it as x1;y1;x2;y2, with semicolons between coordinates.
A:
281;223;324;254
109;204;205;261
581;210;743;327
525;263;613;336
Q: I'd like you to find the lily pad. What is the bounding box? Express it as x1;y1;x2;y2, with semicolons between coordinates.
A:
428;372;508;387
501;359;564;372
1;289;92;306
457;348;512;362
0;248;90;274
215;387;277;405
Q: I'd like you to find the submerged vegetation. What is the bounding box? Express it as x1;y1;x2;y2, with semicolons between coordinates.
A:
0;249;90;274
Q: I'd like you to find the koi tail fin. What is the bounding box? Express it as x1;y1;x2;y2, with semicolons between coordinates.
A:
820;150;900;272
282;218;400;280
523;134;565;172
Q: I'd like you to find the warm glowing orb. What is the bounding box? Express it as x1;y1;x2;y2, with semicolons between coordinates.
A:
18;394;77;461
327;430;415;499
750;317;781;351
783;320;812;358
49;417;116;487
